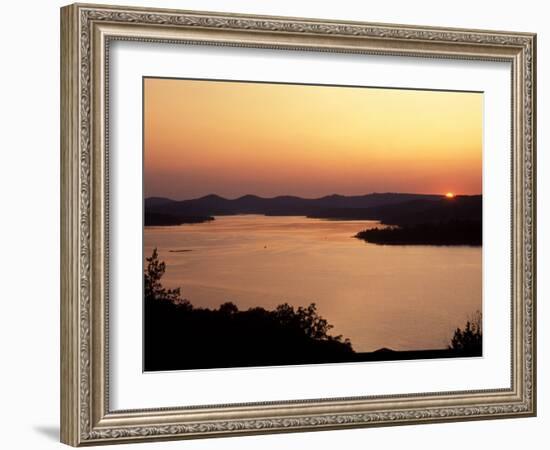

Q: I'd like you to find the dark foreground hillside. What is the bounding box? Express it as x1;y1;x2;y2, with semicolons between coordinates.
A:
145;299;358;370
144;250;482;371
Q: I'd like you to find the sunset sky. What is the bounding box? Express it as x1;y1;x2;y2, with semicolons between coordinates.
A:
144;78;482;200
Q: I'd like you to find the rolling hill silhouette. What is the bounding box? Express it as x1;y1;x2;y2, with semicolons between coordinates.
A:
145;192;444;222
310;195;482;225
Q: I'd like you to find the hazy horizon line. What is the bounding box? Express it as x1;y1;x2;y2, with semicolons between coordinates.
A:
145;192;483;202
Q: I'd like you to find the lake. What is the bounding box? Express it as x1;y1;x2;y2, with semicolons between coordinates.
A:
144;215;481;352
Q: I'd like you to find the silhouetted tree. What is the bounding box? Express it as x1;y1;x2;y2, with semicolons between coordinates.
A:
218;301;239;315
274;303;348;344
449;311;482;354
144;248;190;307
143;250;354;371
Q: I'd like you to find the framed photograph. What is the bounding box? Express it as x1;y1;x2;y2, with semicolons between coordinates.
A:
60;3;536;446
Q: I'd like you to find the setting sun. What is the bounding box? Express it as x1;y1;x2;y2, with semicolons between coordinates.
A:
144;78;482;199
143;76;484;372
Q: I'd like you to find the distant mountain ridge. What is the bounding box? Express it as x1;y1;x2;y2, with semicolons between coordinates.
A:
310;195;482;226
145;192;445;219
145;197;177;207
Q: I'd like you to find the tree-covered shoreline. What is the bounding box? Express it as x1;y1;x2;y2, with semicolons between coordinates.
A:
144;212;214;226
355;220;482;246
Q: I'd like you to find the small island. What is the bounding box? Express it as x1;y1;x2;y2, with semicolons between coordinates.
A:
355;220;482;246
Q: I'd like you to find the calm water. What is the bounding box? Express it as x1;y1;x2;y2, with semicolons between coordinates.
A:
144;215;481;352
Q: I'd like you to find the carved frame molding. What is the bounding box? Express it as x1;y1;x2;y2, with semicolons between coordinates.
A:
61;3;536;446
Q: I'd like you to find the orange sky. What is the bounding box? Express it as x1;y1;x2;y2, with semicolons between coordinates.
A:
144;78;482;199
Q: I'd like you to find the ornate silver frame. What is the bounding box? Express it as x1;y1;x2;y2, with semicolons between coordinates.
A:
60;3;536;446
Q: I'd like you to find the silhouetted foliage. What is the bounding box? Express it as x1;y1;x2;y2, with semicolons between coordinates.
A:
449;311;482;355
143;250;482;370
144;248;190;307
144;249;353;371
